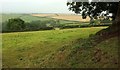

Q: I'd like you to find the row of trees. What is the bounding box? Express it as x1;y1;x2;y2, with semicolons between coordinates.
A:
2;18;111;32
2;18;61;32
2;17;112;32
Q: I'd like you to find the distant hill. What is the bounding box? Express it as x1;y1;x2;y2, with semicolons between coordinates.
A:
32;13;90;22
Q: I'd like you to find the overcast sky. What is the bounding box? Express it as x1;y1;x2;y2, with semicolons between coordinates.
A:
1;0;74;13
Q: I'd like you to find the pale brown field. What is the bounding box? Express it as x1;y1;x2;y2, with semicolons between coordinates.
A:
32;14;90;22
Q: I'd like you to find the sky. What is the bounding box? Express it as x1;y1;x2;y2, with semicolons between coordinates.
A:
0;0;74;13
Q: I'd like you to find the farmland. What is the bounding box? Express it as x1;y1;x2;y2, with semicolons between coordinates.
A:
2;27;102;68
1;14;54;22
1;14;84;23
2;27;118;68
1;14;90;33
32;14;90;22
1;14;111;33
1;14;118;68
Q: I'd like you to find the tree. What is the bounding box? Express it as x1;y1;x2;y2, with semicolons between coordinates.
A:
67;1;120;37
67;1;119;20
7;18;25;32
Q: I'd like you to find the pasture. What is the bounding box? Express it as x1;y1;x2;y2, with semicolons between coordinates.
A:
1;14;117;68
1;14;81;23
2;27;108;68
1;14;53;22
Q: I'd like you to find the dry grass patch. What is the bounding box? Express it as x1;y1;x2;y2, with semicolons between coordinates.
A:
32;14;90;22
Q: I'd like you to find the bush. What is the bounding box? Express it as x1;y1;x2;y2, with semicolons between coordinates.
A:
2;22;8;32
100;19;111;23
6;18;25;32
2;19;55;32
25;20;54;31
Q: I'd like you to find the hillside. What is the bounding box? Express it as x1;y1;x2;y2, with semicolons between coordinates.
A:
32;14;90;22
1;14;53;22
1;13;107;23
1;14;78;23
2;27;118;68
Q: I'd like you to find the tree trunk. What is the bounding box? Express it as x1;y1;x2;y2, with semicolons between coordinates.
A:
115;2;120;23
86;2;120;48
111;1;120;29
95;2;120;41
108;1;120;38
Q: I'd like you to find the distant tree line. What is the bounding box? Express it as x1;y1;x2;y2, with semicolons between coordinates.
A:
2;18;112;33
2;18;61;32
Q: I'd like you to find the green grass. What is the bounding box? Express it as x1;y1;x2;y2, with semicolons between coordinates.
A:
1;14;79;23
2;27;107;68
66;37;118;68
1;14;53;22
1;14;117;68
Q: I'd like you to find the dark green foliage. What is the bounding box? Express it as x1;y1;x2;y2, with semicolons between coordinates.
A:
6;18;25;32
62;24;80;29
25;20;53;31
67;1;119;20
25;20;61;31
2;17;112;33
100;19;112;23
2;21;8;32
2;18;60;32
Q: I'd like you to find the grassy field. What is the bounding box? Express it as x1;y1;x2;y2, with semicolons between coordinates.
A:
1;14;53;22
1;14;118;68
2;27;118;68
1;14;80;23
